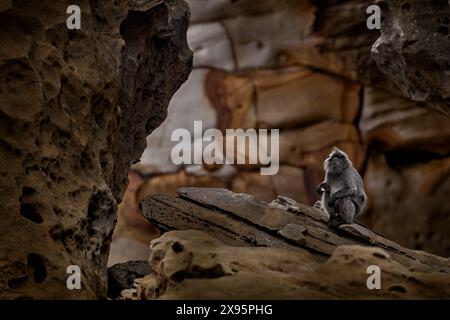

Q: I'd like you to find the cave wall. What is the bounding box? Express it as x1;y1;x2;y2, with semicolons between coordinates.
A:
0;0;192;299
138;0;450;257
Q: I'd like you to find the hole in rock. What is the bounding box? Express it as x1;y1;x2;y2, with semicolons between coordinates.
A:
171;270;186;283
27;253;47;283
22;187;36;197
171;241;184;253
20;203;43;224
401;3;410;11
388;285;407;294
372;252;387;259
7;276;29;289
438;26;448;36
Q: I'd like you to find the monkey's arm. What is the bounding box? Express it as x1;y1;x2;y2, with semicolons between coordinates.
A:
316;182;329;195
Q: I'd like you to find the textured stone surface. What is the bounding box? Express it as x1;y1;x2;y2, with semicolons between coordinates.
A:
0;0;191;299
360;87;450;154
141;69;217;167
0;0;11;13
362;152;450;257
143;187;450;273
131;0;450;259
107;260;152;299
124;230;450;299
252;68;361;129
372;0;450;114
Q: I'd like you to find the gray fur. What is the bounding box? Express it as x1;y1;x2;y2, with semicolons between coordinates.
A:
316;147;366;227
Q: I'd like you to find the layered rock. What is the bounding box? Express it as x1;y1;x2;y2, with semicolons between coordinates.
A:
0;0;192;299
131;0;450;258
130;231;450;299
117;188;450;299
372;0;450;114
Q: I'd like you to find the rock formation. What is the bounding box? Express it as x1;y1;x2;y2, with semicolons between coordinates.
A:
116;188;450;299
0;0;192;299
135;0;450;257
372;0;450;115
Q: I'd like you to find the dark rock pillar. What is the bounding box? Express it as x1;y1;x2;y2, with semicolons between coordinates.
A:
0;0;192;299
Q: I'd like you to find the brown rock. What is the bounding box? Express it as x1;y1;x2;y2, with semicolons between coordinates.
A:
0;0;192;299
141;69;218;167
205;69;255;131
108;260;152;299
271;166;309;205
361;87;450;154
139;169;230;200
231;166;309;204
188;22;235;71
128;230;450;299
372;1;450;114
231;172;276;203
0;0;11;12
143;187;450;271
362;152;450;257
279;122;364;168
253;68;361;129
187;0;311;24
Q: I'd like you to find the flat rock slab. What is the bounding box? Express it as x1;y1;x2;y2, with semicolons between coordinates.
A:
141;187;450;274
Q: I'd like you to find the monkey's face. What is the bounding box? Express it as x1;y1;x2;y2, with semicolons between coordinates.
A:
330;155;347;172
325;150;351;173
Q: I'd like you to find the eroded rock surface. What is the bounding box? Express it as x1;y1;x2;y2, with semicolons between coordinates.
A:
0;0;191;299
372;1;450;114
133;0;450;258
123;230;450;299
117;187;450;299
108;260;152;299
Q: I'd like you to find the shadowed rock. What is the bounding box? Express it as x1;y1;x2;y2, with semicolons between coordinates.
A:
372;0;450;114
0;0;192;299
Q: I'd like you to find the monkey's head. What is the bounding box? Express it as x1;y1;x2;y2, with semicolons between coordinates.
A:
324;147;352;174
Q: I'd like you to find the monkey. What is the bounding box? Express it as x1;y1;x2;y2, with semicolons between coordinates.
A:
316;147;366;227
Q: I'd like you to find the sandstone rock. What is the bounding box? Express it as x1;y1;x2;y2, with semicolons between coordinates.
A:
141;69;217;167
108;237;152;267
231;166;309;204
187;22;235;71
142;187;450;272
135;0;450;265
204;69;255;131
190;0;382;82
0;0;11;12
362;152;450;257
360;87;450;154
372;0;450;114
187;0;308;24
231;172;277;203
109;169;160;263
127;230;450;299
293;1;381;81
221;5;315;70
138;169;230;200
0;0;191;299
253;68;361;129
279;122;364;169
271;166;309;205
107;260;152;299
